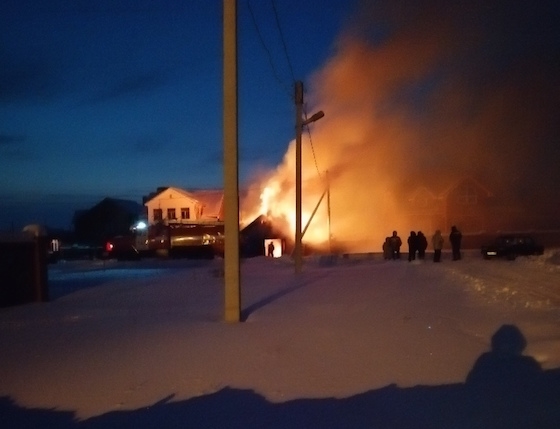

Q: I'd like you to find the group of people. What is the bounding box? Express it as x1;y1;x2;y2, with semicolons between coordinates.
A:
383;225;463;262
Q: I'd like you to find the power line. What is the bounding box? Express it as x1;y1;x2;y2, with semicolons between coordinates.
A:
246;0;292;99
303;106;323;180
270;0;296;84
247;0;323;180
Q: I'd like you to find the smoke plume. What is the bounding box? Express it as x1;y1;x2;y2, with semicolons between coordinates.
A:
242;0;560;251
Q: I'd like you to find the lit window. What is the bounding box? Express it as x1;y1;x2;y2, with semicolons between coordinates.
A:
181;207;190;220
167;208;176;219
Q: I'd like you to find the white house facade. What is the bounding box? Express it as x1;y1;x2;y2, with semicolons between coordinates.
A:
144;187;224;225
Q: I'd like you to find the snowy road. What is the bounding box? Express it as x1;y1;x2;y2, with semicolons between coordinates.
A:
1;250;560;426
47;258;216;300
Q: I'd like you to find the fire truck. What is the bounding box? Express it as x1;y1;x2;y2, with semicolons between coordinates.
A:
105;220;224;260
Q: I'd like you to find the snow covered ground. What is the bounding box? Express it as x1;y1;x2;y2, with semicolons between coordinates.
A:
1;249;560;428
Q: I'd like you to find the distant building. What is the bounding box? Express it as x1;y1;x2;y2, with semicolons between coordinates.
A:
73;197;144;245
143;186;224;225
240;214;290;257
403;177;494;234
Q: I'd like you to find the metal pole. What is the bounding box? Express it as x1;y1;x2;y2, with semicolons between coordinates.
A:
294;81;303;274
302;188;327;239
223;0;241;322
326;170;332;253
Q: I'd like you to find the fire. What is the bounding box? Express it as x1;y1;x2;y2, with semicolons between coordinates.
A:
240;3;559;253
242;167;331;247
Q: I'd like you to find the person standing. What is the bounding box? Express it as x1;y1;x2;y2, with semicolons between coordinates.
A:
449;225;462;261
407;231;418;262
383;237;392;260
267;241;275;257
389;231;402;260
432;230;444;262
417;231;428;259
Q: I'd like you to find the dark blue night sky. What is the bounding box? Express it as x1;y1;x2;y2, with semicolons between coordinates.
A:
1;0;559;230
1;0;352;229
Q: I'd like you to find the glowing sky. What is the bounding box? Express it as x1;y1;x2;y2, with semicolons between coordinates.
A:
1;0;559;231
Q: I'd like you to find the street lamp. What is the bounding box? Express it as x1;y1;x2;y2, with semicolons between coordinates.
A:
294;81;324;274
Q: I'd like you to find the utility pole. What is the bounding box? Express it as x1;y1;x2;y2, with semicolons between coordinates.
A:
294;82;304;274
223;0;240;322
294;81;324;274
326;170;332;253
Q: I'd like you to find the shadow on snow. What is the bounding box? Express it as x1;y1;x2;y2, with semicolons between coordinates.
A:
2;325;560;428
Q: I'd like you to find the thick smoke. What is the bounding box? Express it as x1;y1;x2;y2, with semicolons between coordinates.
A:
243;0;560;251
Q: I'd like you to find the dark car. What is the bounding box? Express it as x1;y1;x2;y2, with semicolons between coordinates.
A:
481;235;544;260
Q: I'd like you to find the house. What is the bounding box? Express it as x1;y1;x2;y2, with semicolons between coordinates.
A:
143;187;224;225
404;177;494;234
240;214;291;257
73;197;145;245
404;185;443;234
441;177;493;233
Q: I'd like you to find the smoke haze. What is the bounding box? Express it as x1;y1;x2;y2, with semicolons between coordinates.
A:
242;0;560;251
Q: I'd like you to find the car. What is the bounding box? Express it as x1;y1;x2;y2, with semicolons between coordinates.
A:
481;235;544;260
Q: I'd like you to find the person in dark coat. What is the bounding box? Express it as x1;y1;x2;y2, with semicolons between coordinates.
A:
449;225;462;261
407;231;418;262
416;231;428;259
389;231;402;259
383;237;392;260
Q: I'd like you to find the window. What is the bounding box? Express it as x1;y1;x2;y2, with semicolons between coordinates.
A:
181;207;190;220
153;208;163;222
167;208;176;220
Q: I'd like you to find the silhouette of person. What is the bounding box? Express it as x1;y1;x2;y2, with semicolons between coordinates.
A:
432;230;444;262
466;324;542;387
465;325;548;428
267;241;275;257
449;225;462;261
382;237;392;260
389;231;402;260
416;231;428;259
407;231;418;262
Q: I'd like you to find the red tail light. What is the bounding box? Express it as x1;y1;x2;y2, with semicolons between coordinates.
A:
105;242;114;252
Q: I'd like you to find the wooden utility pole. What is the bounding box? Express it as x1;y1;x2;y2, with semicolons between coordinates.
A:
326;170;332;253
223;0;240;322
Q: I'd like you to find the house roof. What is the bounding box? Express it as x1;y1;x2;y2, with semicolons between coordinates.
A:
405;176;494;200
407;186;439;202
440;176;493;198
144;186;199;203
190;189;224;220
102;198;144;215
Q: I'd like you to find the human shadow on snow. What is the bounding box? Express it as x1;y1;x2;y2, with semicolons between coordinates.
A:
2;325;559;429
240;271;334;321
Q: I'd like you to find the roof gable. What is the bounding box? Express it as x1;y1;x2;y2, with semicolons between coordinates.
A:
144;186;199;205
407;186;439;202
441;176;493;198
